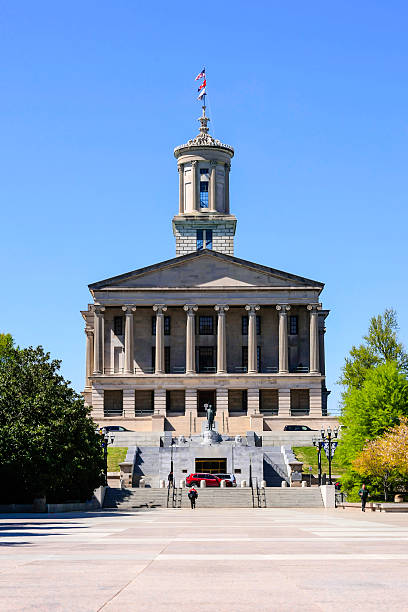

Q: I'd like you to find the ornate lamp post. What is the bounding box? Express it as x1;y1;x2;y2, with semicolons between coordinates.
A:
312;435;323;486
100;431;115;486
320;426;339;485
313;426;339;486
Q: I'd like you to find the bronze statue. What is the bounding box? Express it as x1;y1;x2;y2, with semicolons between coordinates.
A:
205;404;215;430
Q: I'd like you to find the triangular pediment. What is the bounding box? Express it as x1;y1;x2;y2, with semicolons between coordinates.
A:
89;251;323;292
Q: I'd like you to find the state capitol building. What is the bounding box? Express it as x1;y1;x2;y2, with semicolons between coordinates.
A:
81;105;330;437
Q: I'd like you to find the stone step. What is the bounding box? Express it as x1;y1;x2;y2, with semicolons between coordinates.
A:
264;489;323;508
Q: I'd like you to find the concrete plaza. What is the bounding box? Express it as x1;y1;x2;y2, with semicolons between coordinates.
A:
1;508;408;611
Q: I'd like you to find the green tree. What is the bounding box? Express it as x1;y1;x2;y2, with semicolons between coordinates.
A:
340;309;408;391
0;333;13;359
338;362;408;499
0;344;104;503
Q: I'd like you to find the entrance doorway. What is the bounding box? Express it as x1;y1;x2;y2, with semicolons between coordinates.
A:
198;390;216;417
195;458;227;474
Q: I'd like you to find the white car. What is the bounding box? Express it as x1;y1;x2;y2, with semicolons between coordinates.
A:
215;473;237;487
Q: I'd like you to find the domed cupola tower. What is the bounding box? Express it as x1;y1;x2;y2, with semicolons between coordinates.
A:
172;105;236;256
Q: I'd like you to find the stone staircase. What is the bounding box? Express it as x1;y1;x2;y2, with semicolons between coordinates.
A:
103;487;169;510
264;488;323;508
103;486;324;511
263;447;290;487
179;488;254;508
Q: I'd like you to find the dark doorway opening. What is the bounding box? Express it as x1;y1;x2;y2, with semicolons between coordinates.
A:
197;347;215;373
195;458;227;474
198;390;216;417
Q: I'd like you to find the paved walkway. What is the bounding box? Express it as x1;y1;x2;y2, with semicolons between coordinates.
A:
1;508;408;611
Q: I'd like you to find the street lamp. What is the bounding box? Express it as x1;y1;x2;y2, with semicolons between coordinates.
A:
320;425;339;485
312;436;323;486
100;432;115;486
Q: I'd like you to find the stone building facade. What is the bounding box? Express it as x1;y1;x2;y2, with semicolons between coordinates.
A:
82;106;330;435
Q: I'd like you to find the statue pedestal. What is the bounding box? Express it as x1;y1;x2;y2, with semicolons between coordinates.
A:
201;421;219;433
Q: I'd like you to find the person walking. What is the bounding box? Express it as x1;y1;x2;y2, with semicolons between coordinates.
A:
358;483;369;511
188;487;198;509
168;471;174;489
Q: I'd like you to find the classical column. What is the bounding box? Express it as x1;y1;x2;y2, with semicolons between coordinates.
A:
276;305;290;374
214;304;229;374
178;164;184;214
191;160;198;211
122;305;136;374
210;160;217;211
308;305;320;373
93;306;105;374
85;327;94;388
245;304;260;374
153;304;167;374
184;304;198;374
224;163;230;214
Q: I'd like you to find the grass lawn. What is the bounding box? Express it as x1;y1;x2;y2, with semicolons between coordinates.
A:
107;447;128;472
293;446;347;477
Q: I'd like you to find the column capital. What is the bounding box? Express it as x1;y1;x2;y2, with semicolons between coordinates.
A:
245;304;260;314
85;327;94;337
183;304;198;314
191;160;198;167
122;304;136;314
214;304;229;314
92;305;105;315
224;162;231;171
276;304;291;313
307;304;321;312
153;304;167;314
177;163;184;173
210;160;217;167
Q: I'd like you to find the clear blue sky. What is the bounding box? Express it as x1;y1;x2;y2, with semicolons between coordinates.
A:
1;1;407;413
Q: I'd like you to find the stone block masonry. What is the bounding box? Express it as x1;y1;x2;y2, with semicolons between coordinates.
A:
173;216;236;256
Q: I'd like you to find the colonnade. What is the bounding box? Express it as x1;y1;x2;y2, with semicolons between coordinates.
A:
178;161;230;213
86;303;321;380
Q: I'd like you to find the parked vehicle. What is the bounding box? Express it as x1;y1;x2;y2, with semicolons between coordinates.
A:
283;425;316;431
186;473;221;487
99;425;130;435
215;473;236;487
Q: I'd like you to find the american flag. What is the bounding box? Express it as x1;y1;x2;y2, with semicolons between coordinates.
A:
195;68;205;81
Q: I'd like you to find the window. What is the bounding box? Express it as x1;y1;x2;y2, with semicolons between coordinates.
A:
166;390;185;415
200;168;209;175
135;390;154;416
152;316;171;335
290;389;310;416
104;390;123;417
114;316;123;336
198;347;214;372
228;390;248;414
259;389;278;416
200;181;209;207
241;316;261;335
289;315;298;335
151;347;171;373
242;346;262;371
199;315;214;335
196;229;213;250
